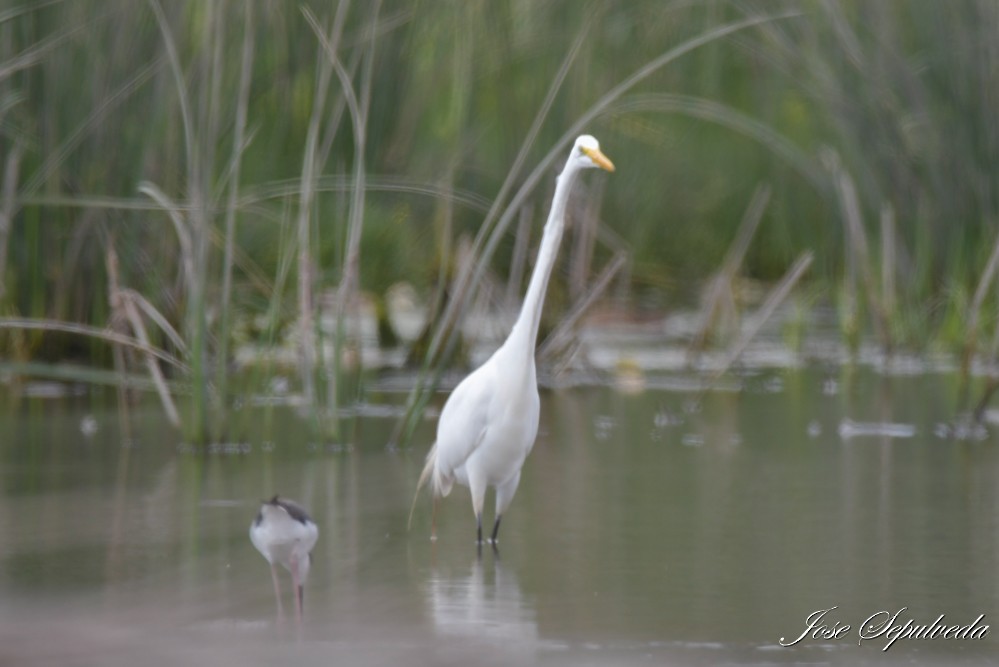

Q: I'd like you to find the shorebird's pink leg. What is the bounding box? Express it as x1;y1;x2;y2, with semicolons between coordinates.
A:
270;563;285;620
289;560;302;623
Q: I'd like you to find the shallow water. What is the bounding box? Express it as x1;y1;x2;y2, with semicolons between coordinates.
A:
1;367;997;665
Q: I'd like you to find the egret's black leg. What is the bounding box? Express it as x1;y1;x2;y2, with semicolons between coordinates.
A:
475;514;484;558
431;496;439;541
490;515;502;544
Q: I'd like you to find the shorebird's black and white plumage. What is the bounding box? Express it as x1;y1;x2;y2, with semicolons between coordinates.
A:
249;495;319;618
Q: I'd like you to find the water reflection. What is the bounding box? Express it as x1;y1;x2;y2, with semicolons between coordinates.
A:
426;558;538;660
3;370;999;665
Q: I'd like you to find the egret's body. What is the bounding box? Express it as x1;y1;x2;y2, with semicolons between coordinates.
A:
413;135;614;545
250;495;318;618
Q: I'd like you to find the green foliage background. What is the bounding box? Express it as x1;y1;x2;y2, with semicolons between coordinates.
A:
2;0;998;362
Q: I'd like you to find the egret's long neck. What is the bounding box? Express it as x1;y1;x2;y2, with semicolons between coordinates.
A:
507;163;580;356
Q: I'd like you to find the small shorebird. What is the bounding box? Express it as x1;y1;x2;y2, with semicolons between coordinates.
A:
249;495;319;619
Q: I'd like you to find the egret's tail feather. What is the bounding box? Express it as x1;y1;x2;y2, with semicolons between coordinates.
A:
408;443;438;531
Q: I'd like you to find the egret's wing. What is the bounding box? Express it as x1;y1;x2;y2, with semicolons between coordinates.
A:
302;520;319;552
434;362;495;476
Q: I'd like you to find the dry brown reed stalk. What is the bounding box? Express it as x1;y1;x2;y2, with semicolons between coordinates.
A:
538;184;626;366
137;183;195;300
0;317;188;373
972;281;999;423
136;181;203;424
973;378;999;424
826;151;891;350
107;253;134;434
689;183;771;358
119;299;180;426
537;250;628;365
959;219;999;413
106;245;180;426
0;138;23;301
263;202;297;342
427;168;457;328
570;179;605;303
593;217;632;305
505;203;534;311
964;224;999;363
706;251;813;387
449;235;477;338
880;203;896;320
120;288;186;354
973;311;999;422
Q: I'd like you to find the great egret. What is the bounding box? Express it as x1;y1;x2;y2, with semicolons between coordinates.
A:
412;135;614;545
250;495;319;619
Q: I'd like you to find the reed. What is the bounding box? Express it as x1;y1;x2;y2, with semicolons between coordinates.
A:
710;251;814;383
0;317;188;373
0;139;22;302
306;1;381;431
392;10;799;447
538;250;629;364
217;3;255;429
690;184;771;357
106;243;180;426
146;0;212;440
293;6;340;417
2;1;999;433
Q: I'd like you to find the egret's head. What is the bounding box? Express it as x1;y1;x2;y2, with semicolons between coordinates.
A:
572;135;615;172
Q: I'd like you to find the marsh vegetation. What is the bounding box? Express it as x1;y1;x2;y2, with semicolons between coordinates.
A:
2;1;999;438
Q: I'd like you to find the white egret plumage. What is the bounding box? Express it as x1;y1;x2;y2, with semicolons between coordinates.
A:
411;135;614;546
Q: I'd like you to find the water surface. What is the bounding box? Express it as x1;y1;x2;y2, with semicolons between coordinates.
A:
1;367;996;665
